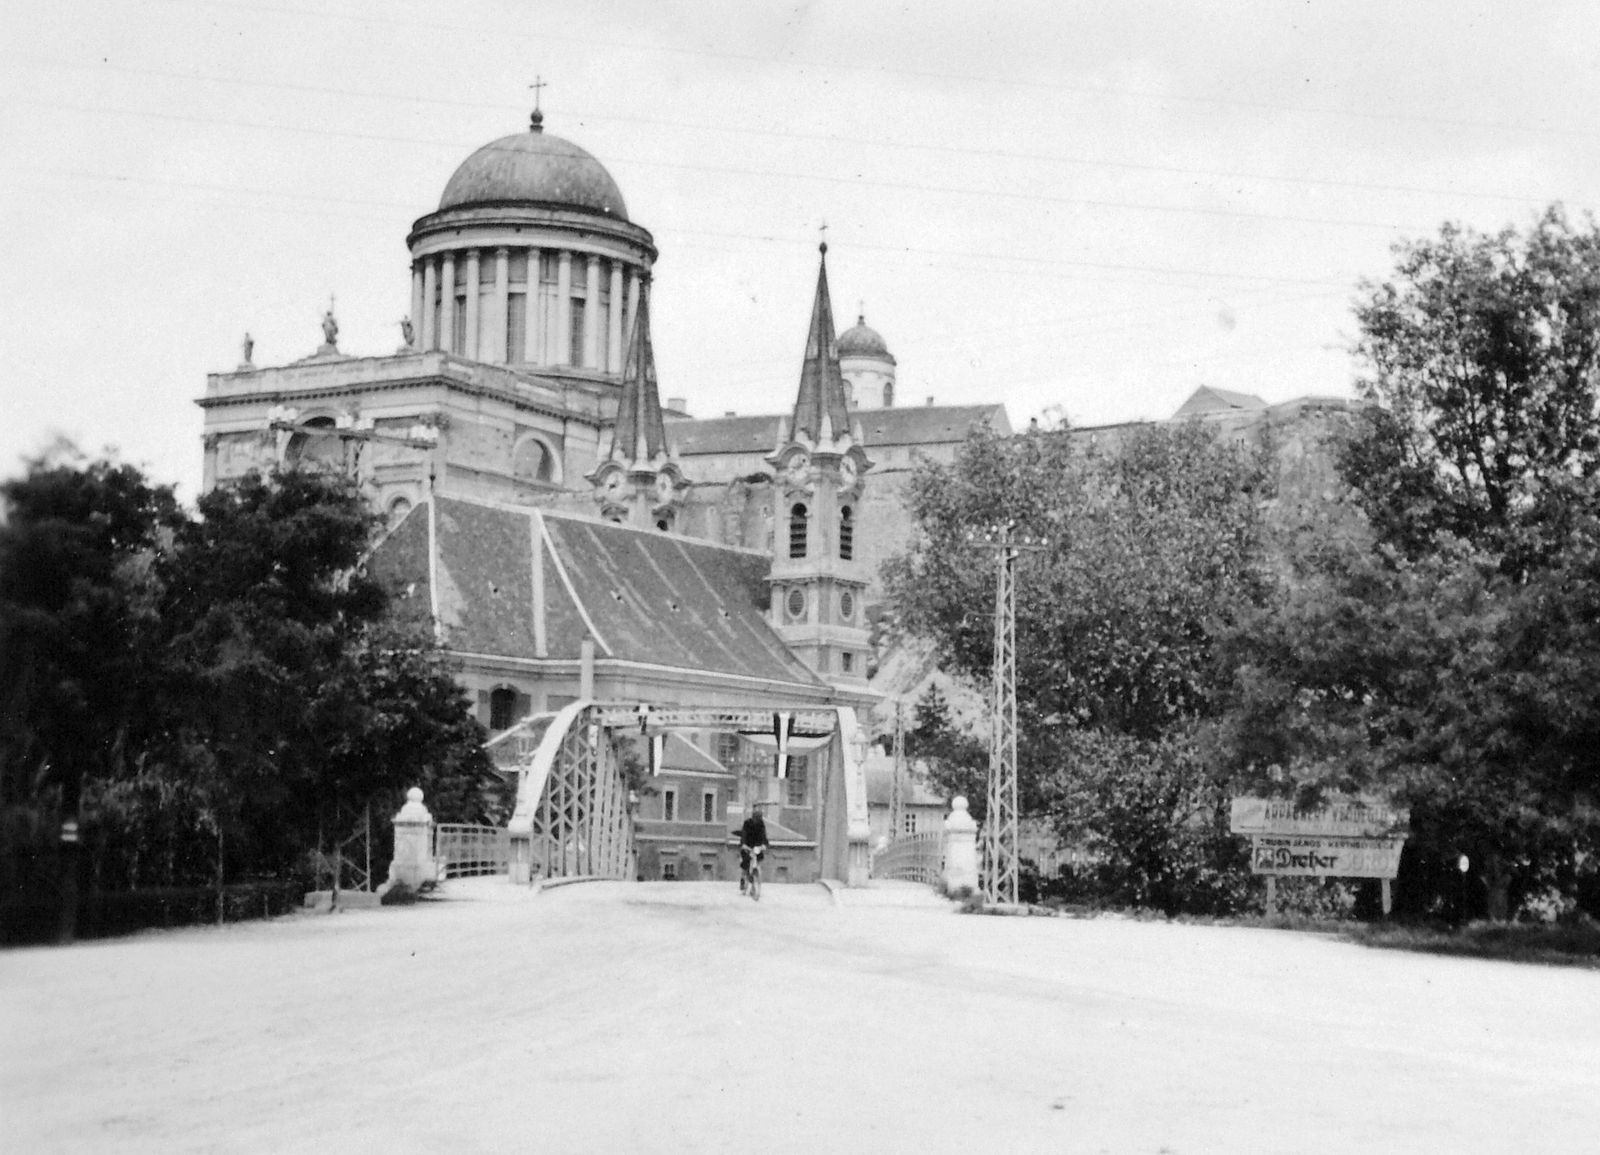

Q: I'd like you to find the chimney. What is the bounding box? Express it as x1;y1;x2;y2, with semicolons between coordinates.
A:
925;396;935;407
666;397;688;415
724;410;737;417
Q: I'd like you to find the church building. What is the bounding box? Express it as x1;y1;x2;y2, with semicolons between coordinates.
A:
196;108;1011;880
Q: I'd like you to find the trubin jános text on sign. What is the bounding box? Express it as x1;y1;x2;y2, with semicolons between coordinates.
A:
1249;835;1405;878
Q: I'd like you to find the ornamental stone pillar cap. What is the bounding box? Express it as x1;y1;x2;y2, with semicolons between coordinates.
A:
395;786;433;825
946;796;976;831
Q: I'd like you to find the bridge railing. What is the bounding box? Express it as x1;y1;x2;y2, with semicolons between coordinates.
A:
433;824;511;878
870;830;944;887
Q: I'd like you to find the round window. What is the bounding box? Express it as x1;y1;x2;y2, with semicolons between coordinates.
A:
786;588;807;619
840;591;855;619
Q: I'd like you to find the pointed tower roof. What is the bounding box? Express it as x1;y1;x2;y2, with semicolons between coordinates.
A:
789;243;852;445
609;280;669;463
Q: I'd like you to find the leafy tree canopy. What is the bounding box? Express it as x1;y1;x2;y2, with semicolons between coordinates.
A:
1347;205;1600;567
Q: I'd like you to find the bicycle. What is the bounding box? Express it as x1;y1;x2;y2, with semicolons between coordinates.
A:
741;846;764;902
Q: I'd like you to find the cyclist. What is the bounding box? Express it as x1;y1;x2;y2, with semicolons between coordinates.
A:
738;804;770;895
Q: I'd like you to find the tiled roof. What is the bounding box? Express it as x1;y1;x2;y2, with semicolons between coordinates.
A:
368;495;826;690
672;403;1010;457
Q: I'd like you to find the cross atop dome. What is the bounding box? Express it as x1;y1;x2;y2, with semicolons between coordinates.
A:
529;76;547;132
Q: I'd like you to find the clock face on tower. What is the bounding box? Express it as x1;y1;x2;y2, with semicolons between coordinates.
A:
785;451;811;488
840;454;858;488
604;470;626;498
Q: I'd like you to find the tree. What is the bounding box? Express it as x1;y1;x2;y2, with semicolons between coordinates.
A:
1346;206;1600;568
0;443;181;828
885;421;1273;912
885;420;1272;807
154;468;498;877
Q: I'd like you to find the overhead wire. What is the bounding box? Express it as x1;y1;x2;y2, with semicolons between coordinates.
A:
4;53;1580;209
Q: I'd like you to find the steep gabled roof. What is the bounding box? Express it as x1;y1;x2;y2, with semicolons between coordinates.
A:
1173;385;1267;417
788;245;851;444
368;495;826;691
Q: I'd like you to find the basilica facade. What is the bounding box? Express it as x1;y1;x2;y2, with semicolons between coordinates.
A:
197;110;1015;881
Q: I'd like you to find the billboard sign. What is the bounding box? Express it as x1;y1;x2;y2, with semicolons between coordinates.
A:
1249;834;1406;878
1229;796;1408;838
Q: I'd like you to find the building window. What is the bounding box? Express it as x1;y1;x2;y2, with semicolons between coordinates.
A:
841;651;855;675
661;860;677;880
702;790;716;823
786;588;807;620
569;298;586;366
789;503;808;558
655;513;673;533
387;496;413;526
840;590;855;620
903;812;916;834
507;292;527;362
786;756;808;806
839;505;854;560
513;438;554;483
489;687;518;731
715;732;741;767
662;789;677;822
453;295;467;351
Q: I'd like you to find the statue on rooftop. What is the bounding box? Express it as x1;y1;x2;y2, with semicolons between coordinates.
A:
321;299;339;348
241;332;254;366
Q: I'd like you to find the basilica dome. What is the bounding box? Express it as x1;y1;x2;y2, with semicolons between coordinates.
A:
438;115;629;221
838;314;893;362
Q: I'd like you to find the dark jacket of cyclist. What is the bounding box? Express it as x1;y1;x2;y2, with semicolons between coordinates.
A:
739;812;769;853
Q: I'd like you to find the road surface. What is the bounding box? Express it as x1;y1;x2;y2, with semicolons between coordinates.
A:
4;878;1597;1153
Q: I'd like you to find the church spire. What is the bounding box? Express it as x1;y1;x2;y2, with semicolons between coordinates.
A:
589;278;686;531
608;279;668;465
788;242;851;446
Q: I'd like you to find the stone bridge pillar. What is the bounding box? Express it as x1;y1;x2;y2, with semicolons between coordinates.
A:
388;787;438;889
943;796;978;898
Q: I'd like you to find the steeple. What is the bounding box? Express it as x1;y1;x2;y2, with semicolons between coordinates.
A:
588;280;686;530
764;240;873;691
607;280;668;465
789;242;852;446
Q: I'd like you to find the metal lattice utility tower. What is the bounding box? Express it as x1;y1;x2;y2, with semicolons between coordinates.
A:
967;523;1045;904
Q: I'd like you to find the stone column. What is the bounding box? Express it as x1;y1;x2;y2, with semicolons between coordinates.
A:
464;249;481;361
491;247;510;364
584;254;601;369
942;796;978;898
607;261;624;371
555;250;572;366
388;787;437;890
626;270;641;348
524;248;543;365
410;264;424;347
440;252;457;354
421;258;438;350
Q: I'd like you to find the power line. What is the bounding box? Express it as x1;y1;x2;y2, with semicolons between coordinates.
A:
12;97;1433;236
5;53;1579;209
171;0;1600;143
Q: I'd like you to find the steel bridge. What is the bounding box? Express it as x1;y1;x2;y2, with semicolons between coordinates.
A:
489;700;871;887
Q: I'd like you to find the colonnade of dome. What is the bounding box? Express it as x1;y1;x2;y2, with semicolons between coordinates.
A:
404;116;656;377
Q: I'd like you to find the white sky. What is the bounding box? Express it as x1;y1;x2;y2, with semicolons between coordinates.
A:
3;0;1598;499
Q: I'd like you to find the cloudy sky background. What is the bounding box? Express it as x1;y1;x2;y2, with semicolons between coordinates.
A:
3;1;1598;498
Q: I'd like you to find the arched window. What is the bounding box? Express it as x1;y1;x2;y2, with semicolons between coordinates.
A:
513;438;555;484
655;513;673;533
789;503;808;559
286;416;343;470
387;496;413;527
489;687;518;731
839;505;854;560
